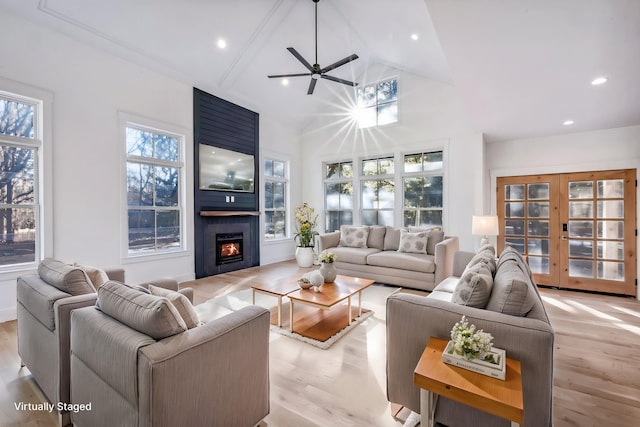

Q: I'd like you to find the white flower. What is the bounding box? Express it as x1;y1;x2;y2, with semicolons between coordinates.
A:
450;315;494;361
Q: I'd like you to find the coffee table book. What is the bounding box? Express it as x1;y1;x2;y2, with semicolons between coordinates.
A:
442;340;507;380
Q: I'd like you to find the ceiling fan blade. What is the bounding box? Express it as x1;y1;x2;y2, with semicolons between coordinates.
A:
320;54;359;74
268;73;312;79
321;74;358;87
307;78;318;95
287;47;314;72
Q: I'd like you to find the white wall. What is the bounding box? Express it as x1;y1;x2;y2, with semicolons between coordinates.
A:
299;65;483;250
0;11;302;321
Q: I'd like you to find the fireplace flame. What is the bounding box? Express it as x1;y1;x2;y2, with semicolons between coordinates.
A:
221;243;241;257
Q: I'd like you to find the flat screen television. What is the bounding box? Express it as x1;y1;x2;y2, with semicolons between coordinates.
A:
199;144;255;193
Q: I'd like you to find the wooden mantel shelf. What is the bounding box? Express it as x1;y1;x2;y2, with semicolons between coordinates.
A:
200;211;260;217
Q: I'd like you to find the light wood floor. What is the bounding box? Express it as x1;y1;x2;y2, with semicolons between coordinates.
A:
1;260;639;426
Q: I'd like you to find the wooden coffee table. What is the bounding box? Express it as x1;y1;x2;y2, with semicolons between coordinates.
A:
286;275;375;341
251;277;301;327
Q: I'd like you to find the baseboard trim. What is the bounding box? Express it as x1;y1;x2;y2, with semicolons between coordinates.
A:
0;307;17;323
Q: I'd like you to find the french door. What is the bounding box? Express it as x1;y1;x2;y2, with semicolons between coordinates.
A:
497;169;636;296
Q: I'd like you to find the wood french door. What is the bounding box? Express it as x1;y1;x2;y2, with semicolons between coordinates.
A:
497;169;636;296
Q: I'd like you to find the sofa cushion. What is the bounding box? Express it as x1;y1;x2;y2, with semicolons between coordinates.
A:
398;230;429;254
148;284;199;329
367;251;435;273
96;281;187;339
339;225;369;248
367;225;386;250
486;246;537;316
383;226;406;251
38;258;96;296
17;275;73;331
332;247;380;265
451;263;493;308
73;263;110;289
409;227;445;255
465;244;497;274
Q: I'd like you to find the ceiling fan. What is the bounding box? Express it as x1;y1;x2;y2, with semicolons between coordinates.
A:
268;0;359;95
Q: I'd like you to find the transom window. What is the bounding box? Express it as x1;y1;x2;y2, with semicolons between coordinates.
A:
356;78;398;128
125;124;184;255
0;92;40;268
403;151;444;228
324;161;353;232
264;158;288;240
361;156;395;226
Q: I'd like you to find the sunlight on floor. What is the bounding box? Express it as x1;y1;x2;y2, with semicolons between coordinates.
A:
611;305;640;319
614;322;640;336
564;300;621;321
541;295;577;313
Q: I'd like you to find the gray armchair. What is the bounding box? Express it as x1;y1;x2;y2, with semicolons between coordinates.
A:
16;258;192;427
69;282;270;427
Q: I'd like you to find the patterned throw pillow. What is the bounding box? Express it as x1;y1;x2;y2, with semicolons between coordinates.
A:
397;230;428;254
452;262;494;308
338;226;369;248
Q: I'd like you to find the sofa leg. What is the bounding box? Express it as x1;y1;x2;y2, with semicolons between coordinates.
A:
59;411;71;427
19;359;25;368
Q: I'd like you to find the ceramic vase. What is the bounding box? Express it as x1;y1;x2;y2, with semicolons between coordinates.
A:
295;246;315;268
320;262;337;282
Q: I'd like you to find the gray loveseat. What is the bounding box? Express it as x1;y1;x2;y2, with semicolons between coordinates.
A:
386;245;555;426
318;225;459;291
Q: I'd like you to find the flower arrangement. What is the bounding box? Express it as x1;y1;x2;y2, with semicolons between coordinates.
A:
318;250;337;264
450;315;494;361
294;202;318;247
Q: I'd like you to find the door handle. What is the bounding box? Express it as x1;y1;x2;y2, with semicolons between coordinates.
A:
561;236;568;240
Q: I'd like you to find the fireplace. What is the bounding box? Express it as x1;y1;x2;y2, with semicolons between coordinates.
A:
216;233;243;265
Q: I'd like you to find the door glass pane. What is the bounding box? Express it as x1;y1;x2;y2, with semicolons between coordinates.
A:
528;183;549;200
569;181;593;199
569;220;593;238
597;179;624;198
505;238;525;254
569;259;593;278
528;256;549;274
528;220;549;236
569;201;593;218
505;184;524;200
528;238;549;255
597;221;623;239
569;240;593;258
505;220;525;236
597;241;624;260
597;261;624;281
528;202;549;218
597;200;624;219
505;202;524;218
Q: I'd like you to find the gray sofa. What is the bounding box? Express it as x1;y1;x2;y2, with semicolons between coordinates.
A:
318;225;459;291
70;281;270;427
386;245;555;427
16;259;192;427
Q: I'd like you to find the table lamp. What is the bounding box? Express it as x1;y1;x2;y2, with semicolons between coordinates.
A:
472;215;499;246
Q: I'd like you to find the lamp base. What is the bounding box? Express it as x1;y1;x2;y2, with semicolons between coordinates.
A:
480;236;490;246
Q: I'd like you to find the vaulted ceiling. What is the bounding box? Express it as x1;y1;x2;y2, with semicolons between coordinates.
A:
1;0;639;142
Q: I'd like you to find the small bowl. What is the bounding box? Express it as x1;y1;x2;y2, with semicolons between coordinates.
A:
298;279;313;289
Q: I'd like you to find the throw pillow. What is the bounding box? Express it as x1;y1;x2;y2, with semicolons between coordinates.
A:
38;258;96;296
383;226;406;251
338;225;369;248
148;284;200;329
410;227;444;255
486;260;536;316
73;263;110;289
452;263;494;308
397;230;429;254
96;281;187;339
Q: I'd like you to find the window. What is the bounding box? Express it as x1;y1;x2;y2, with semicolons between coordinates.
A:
361;156;395;225
0;92;40;268
125;124;184;255
403;151;444;228
356;78;398;128
324;161;353;232
264;158;288;240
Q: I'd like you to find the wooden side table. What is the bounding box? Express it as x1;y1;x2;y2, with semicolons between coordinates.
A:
413;337;524;427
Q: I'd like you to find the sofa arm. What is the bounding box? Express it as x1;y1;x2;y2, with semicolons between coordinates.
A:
451;250;475;277
318;231;340;252
386;293;554;426
434;236;459;284
105;268;125;282
137;305;271;427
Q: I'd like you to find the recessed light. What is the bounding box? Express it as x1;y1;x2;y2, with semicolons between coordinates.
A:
591;76;607;85
411;33;419;41
216;39;227;49
563;120;574;126
282;79;289;86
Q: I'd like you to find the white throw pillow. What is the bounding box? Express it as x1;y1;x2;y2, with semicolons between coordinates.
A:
338;225;369;248
397;230;428;254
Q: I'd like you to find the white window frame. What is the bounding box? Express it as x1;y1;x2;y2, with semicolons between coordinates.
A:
401;150;445;229
120;113;187;260
356;77;399;129
323;160;355;232
263;156;289;242
360;155;395;226
0;80;52;275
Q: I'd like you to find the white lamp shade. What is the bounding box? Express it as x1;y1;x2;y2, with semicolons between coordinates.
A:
472;215;499;237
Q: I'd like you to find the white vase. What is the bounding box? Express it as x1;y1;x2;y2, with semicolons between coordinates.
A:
295;246;315;267
320;262;337;282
